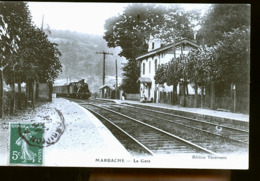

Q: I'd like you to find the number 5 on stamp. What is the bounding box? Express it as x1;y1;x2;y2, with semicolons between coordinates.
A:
9;123;43;166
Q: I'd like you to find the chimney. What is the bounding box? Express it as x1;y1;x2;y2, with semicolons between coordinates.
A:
148;35;154;52
148;36;161;52
154;39;161;49
193;31;197;42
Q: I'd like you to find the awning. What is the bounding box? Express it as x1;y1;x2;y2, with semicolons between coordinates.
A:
137;77;152;83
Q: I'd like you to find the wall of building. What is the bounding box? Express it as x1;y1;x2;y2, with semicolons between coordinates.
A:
140;46;196;102
99;87;116;99
125;93;140;101
38;83;50;100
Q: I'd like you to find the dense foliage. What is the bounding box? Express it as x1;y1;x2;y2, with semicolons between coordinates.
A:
0;1;62;117
120;58;140;93
197;4;250;46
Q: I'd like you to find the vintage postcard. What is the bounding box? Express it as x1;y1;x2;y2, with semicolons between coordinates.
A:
0;2;250;169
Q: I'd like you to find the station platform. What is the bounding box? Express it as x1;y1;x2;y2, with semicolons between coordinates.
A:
43;98;132;166
0;98;132;167
97;98;249;123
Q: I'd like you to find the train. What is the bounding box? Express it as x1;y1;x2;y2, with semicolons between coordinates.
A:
53;79;91;99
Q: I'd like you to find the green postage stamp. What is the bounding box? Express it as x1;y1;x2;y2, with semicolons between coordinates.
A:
9;123;44;166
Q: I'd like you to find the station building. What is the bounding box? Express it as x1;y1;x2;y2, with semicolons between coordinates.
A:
136;37;199;103
99;84;118;99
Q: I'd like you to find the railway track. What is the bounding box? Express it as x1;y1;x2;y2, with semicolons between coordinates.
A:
111;104;249;145
126;103;249;130
67;98;248;155
82;103;219;156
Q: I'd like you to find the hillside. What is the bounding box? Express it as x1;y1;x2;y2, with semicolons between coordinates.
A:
48;30;127;93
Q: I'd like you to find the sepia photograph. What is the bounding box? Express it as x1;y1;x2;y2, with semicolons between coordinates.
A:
0;2;250;169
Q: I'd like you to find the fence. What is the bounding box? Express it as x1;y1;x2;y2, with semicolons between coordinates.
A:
38;83;50;100
158;92;173;104
214;96;249;114
3;91;27;115
125;93;140;101
158;91;249;114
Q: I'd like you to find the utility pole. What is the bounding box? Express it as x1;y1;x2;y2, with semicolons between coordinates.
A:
173;30;176;60
96;51;113;85
115;59;118;89
172;29;177;105
115;59;118;99
41;15;44;31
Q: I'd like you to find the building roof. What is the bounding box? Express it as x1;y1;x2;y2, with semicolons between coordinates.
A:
136;38;199;61
137;77;152;83
99;84;115;90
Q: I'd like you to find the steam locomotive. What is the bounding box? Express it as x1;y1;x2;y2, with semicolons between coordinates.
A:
53;79;91;99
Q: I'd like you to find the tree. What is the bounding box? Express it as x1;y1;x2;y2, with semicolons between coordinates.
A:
17;26;62;107
197;4;250;46
154;58;185;105
193;4;250;111
104;4;165;93
185;26;249;110
214;26;249;86
186;47;214;108
120;58;140;93
32;28;62;83
167;59;183;104
154;64;168;85
214;27;249;112
158;6;194;44
0;14;11;117
0;1;29;117
154;5;249;110
0;2;62;116
3;23;62;109
104;4;165;59
104;4;195;93
193;45;218;109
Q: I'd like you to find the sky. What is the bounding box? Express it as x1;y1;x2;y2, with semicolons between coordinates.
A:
28;2;211;36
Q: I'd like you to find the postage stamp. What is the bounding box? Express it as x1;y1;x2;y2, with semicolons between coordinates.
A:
9;123;44;166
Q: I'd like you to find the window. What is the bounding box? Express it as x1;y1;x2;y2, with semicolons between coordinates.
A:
161;53;164;58
152;42;154;49
143;62;145;75
155;59;158;71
